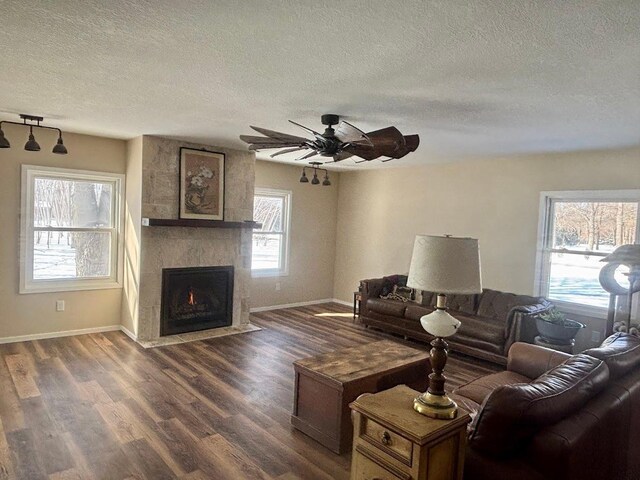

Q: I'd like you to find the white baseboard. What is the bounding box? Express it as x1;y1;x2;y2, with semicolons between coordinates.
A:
0;325;122;345
250;298;338;313
331;298;352;307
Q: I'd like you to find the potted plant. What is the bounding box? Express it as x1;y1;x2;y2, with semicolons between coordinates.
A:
536;307;585;345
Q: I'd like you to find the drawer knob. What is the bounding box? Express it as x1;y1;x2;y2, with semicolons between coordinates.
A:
381;430;391;446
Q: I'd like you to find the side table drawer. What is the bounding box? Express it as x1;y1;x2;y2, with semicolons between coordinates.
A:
362;418;413;466
352;446;412;480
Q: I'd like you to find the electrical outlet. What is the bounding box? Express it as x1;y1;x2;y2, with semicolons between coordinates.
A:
275;282;281;291
591;330;601;343
56;300;65;312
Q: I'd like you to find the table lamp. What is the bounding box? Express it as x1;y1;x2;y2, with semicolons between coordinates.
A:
407;234;482;419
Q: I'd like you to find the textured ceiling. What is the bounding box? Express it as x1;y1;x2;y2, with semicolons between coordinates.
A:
0;1;638;169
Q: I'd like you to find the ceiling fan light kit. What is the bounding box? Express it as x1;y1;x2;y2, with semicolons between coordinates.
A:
300;161;331;187
240;114;419;164
0;114;69;154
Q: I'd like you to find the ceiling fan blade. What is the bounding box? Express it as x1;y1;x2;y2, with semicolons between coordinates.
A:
249;126;310;143
296;150;319;161
377;134;421;159
288;120;326;143
240;135;306;145
403;134;420;152
366;126;406;148
343;143;379;161
333;151;354;162
334;121;373;146
270;146;309;158
248;143;309;151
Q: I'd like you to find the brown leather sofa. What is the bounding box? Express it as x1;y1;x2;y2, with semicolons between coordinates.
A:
451;333;640;480
360;275;553;365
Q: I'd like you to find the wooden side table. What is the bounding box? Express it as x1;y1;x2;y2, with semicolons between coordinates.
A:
350;385;470;480
353;290;362;320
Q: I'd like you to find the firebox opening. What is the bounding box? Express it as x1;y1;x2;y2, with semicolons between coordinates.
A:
160;266;234;336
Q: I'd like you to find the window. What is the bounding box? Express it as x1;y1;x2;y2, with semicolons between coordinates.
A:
251;188;291;277
20;165;124;293
535;190;640;314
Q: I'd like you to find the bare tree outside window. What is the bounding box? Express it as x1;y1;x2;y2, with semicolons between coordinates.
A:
31;177;114;280
541;198;640;308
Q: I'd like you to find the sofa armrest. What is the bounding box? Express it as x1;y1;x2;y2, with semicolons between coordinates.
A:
503;299;554;354
507;342;571;379
359;277;386;315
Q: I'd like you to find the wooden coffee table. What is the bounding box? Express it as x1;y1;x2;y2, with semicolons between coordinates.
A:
291;340;430;454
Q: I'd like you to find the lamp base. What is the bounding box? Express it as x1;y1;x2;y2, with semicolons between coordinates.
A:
413;391;458;419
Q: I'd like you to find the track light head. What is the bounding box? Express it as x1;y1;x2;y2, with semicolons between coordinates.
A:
52;135;68;155
24;128;41;152
322;175;331;186
311;173;320;185
299;170;309;183
0;128;9;148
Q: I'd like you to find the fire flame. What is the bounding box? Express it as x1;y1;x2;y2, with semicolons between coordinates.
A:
188;289;196;306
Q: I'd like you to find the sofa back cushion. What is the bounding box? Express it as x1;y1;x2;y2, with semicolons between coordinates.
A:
420;291;477;314
583;332;640;380
477;289;542;321
420;291;435;307
469;354;609;457
447;294;478;315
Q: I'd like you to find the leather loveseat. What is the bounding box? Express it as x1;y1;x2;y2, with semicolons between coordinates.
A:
451;333;640;480
360;275;553;365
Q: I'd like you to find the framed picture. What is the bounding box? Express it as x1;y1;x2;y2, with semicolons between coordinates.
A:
179;148;225;220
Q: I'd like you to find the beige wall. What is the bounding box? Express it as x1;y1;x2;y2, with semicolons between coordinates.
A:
251;160;340;308
333;147;640;350
0;124;126;339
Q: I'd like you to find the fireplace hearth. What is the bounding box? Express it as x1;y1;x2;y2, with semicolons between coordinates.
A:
160;266;234;336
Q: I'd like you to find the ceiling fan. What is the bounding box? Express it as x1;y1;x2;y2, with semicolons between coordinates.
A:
240;114;419;163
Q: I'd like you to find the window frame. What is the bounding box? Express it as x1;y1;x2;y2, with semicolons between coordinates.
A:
19;165;125;294
534;189;640;317
251;187;292;278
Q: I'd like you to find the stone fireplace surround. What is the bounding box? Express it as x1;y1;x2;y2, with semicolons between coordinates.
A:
129;136;257;346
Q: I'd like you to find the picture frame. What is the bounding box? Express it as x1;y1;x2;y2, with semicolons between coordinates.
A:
179;148;225;220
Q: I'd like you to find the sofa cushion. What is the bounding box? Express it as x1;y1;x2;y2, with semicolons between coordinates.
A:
454;371;531;405
456;314;505;346
379;274;408;297
404;304;433;321
477;289;541;321
419;291;435;307
583;332;640;380
447;294;479;315
367;298;408;317
469;354;609;457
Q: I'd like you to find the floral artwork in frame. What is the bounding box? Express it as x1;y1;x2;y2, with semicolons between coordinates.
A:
179;148;225;220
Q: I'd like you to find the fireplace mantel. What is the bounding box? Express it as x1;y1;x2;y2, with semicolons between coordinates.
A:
142;218;261;229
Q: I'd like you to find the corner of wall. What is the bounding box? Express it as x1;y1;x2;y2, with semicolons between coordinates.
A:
120;136;144;337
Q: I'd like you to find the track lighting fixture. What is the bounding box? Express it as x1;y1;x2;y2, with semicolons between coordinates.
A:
0;114;68;154
299;162;331;186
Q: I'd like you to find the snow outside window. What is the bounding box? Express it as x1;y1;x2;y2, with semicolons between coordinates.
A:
20;165;124;293
535;190;640;316
251;188;291;277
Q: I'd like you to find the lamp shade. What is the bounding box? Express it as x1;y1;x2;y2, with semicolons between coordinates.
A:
407;235;482;294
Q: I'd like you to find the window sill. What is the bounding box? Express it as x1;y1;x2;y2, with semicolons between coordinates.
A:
19;280;123;295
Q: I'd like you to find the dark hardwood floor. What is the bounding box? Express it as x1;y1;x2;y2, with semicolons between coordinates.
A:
0;303;500;480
